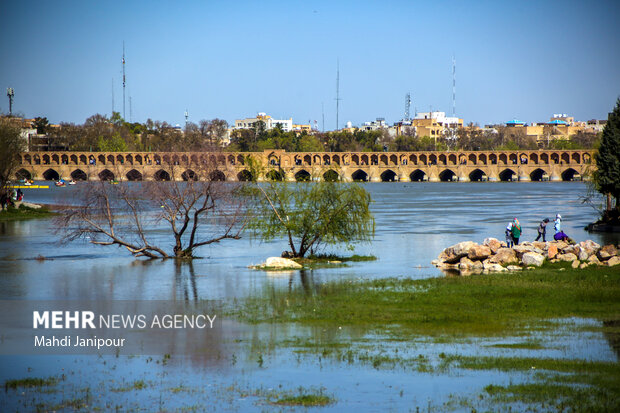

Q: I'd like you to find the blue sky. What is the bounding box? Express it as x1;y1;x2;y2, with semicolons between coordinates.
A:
1;0;619;129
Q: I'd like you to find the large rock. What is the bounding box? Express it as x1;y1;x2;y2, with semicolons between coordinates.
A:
597;245;618;261
263;257;302;269
459;257;475;269
555;241;569;251
556;253;578;262
483;262;508;272
571;260;580;269
607;256;620;267
588;255;602;266
532;241;547;250
514;245;544;257
488;248;517;265
451;241;479;257
522;252;545;267
579;240;601;251
547;244;558;260
483;238;502;254
562;245;581;256
578;249;590;261
468;245;492;261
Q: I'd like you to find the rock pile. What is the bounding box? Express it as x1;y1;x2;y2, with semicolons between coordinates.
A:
431;238;619;275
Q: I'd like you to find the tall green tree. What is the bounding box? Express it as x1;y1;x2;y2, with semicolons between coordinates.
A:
248;182;374;257
0;118;26;197
595;98;620;214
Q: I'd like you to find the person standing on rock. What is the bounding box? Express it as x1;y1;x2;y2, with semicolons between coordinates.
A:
554;214;562;235
535;218;550;242
511;218;522;246
505;220;514;248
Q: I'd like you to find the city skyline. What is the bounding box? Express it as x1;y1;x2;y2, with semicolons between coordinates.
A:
1;0;619;128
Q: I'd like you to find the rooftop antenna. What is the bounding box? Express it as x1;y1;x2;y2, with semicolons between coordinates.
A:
404;92;411;121
122;41;126;120
335;59;342;130
184;109;189;128
7;87;14;116
452;55;456;117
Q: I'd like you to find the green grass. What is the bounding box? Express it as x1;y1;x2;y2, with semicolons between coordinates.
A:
0;204;53;221
486;340;545;349
110;379;147;392
4;376;59;391
232;264;620;337
268;389;335;406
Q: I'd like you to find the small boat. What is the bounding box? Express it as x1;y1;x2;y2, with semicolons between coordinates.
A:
23;181;32;186
55;180;66;187
109;179;119;185
68;180;76;185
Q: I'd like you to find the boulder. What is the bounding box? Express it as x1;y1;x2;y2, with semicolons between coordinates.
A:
607;256;620;267
483;238;503;254
471;260;484;270
571;260;580;269
556;253;578;262
587;255;602;266
597;245;618;261
506;265;522;271
488;248;517;265
547;244;558;260
561;245;581;256
579;262;590;269
263;257;302;269
459;257;475;269
451;241;479;257
555;241;569;251
578;250;590;261
532;241;547;250
522;252;545;267
468;245;492;261
579;240;601;251
483;262;507;272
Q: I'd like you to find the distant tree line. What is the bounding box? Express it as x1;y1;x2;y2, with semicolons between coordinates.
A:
45;112;228;152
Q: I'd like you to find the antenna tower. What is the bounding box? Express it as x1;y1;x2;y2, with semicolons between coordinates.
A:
111;78;115;116
335;59;342;130
404;92;411;121
452;55;456;117
6;88;14;116
122;42;126;120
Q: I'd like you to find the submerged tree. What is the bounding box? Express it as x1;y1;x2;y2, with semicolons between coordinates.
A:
247;181;375;258
595;98;620;218
58;164;248;258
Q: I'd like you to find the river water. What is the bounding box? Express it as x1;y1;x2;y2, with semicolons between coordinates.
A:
0;181;618;411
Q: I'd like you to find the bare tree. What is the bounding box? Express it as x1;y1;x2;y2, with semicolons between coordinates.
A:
58;163;248;258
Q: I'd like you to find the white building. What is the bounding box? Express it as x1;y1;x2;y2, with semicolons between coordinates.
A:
234;113;293;132
414;111;463;128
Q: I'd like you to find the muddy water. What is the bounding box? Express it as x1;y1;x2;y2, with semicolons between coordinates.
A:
0;181;617;411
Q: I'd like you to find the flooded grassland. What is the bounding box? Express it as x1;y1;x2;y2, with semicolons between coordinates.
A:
0;182;619;412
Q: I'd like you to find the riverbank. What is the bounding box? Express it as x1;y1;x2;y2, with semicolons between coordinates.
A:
0;203;54;221
230;264;620;410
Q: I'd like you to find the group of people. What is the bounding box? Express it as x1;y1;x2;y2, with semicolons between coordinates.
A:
0;189;24;210
505;214;571;247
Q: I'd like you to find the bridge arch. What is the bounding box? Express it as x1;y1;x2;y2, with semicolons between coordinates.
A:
323;169;340;182
410;169;426;182
237;170;253;181
561;168;580;181
209;170;226;181
571;153;580;163
529;168;548;181
42;168;60;180
182;169;198;181
295;170;311;182
71;169;88;181
439;169;456;182
154;169;171;181
380;169;397;182
266;169;284;181
126;169;143;181
98;169;115;181
499;168;516;181
332;154;341;165
351;169;368;182
561;152;570;164
16;168;32;180
469;169;487;182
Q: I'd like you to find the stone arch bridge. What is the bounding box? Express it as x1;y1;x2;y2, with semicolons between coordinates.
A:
16;149;594;183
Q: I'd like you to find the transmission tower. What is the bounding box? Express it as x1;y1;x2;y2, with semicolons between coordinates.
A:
452;55;456;117
122;42;126;120
6;88;14;116
404;92;411;121
335;59;342;130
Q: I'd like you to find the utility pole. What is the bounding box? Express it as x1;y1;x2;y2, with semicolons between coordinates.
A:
122;42;126;120
6;88;14;116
